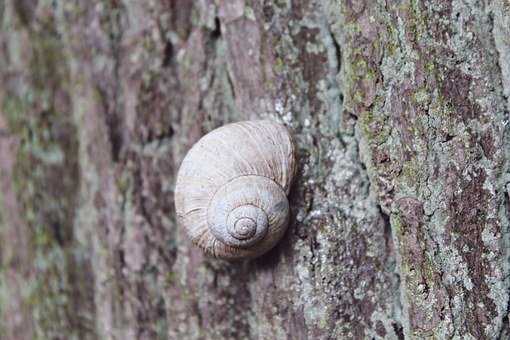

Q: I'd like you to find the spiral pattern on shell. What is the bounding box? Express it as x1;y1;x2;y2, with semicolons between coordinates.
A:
175;120;296;260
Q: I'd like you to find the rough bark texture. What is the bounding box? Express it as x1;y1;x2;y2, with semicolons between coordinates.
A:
0;0;509;339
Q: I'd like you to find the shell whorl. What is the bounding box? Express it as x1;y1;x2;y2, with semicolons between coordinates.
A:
175;120;296;260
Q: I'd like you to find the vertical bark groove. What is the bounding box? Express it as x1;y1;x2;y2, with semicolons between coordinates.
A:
1;0;509;339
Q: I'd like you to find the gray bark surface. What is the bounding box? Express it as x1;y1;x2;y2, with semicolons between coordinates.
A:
0;0;509;339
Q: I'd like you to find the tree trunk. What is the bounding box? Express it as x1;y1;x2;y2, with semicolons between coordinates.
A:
1;0;510;339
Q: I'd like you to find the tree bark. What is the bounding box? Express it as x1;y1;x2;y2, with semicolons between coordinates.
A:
1;0;509;339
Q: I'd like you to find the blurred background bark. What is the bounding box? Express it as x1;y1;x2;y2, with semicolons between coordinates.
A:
1;0;510;339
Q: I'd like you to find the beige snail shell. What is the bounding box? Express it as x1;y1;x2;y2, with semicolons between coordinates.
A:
174;120;297;260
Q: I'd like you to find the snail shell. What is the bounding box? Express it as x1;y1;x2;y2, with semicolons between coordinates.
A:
175;120;297;260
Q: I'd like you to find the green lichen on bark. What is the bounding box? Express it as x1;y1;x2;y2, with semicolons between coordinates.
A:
342;0;510;338
1;0;510;339
0;186;5;338
0;3;94;339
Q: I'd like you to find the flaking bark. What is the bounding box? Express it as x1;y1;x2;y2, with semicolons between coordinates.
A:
0;1;509;339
